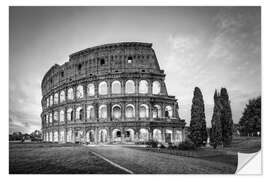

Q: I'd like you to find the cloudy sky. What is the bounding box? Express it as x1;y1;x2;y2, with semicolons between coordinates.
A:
9;7;261;133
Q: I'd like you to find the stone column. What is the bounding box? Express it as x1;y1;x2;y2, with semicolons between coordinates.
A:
161;128;165;143
95;82;99;98
58;128;60;143
161;103;165;118
121;101;125;121
108;127;112;143
121;80;125;95
95;127;98;144
182;128;185;142
108;80;111;97
107;102;111;122
121;127;125;143
83;127;86;144
172;128;176;143
95;103;99;121
135;100;139;121
64;127;67;143
149;80;152;95
149;128;153;141
149;103;153;121
135;79;139;95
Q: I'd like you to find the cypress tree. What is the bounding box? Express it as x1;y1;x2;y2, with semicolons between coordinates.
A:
210;90;223;148
189;87;207;147
239;96;261;136
220;88;233;146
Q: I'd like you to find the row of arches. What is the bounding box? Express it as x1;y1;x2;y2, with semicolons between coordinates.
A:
44;104;173;124
44;128;183;143
46;80;162;107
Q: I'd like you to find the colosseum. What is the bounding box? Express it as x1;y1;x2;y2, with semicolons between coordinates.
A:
41;42;186;144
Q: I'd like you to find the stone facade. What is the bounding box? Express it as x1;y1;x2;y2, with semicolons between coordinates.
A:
41;42;186;144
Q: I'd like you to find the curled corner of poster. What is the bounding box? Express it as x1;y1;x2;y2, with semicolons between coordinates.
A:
236;150;262;175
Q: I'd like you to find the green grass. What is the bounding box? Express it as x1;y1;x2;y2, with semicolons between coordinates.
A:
127;136;261;167
223;136;261;153
9;142;126;174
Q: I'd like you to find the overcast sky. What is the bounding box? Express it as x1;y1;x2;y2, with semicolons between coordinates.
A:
9;6;261;133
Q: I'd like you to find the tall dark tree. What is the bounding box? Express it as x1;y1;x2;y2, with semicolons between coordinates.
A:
189;87;207;147
220;88;233;146
239;96;261;136
210;90;223;149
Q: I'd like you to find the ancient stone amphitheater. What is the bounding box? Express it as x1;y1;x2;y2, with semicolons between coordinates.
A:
41;42;186;144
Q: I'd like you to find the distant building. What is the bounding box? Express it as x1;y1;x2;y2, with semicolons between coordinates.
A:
41;42;186;144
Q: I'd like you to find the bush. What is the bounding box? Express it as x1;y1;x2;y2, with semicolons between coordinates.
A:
145;140;159;148
177;141;197;150
168;142;177;149
159;143;166;148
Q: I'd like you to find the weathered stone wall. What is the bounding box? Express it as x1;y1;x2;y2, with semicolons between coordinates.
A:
41;42;185;144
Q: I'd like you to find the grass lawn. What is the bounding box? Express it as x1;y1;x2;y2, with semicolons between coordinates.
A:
9;142;126;174
127;136;261;167
223;136;261;153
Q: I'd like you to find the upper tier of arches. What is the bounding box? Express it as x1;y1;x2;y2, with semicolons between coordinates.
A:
41;42;165;96
43;79;166;109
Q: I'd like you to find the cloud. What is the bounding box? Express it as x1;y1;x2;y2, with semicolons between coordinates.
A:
9;75;42;134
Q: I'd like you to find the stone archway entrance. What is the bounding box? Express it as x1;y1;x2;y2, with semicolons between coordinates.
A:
98;129;108;143
86;130;95;143
165;129;173;143
124;129;134;142
112;129;122;143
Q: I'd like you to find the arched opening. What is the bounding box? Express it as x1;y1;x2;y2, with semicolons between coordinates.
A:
153;105;161;118
165;129;173;143
53;111;58;123
125;129;135;142
76;85;84;99
127;56;133;63
49;113;52;123
152;81;161;95
165;105;173;118
112;129;122;142
67;88;74;100
86;130;95;143
54;93;58;104
139;104;149;118
76;107;83;120
67;129;72;142
125;80;135;94
99;105;107;119
87;83;95;96
50;95;53;106
126;104;135;118
87;105;95;120
79;109;83;120
59;129;64;143
60;90;65;103
139;128;149;142
99;129;108;143
175;130;183;143
60;110;64;122
153;129;162;142
139;80;148;94
112;104;121;119
54;131;58;142
99;81;108;95
49;132;53;142
111;80;121;94
75;130;83;143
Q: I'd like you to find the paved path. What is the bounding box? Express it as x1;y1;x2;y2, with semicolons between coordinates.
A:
88;145;236;174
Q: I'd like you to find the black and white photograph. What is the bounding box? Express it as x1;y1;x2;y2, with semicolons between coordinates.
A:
8;5;261;175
